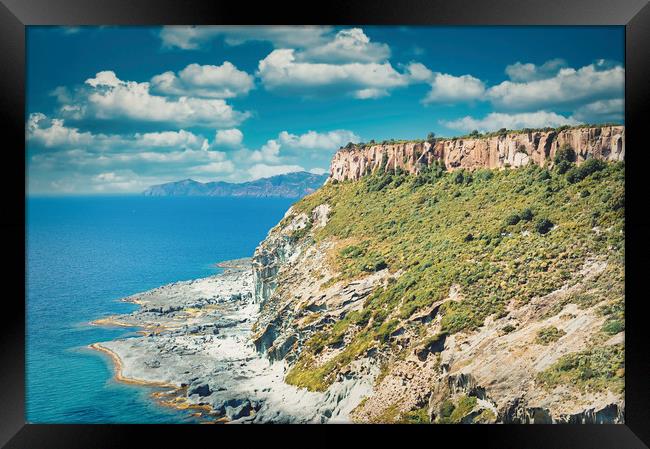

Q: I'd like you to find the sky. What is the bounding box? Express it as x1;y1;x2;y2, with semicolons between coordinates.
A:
26;26;624;195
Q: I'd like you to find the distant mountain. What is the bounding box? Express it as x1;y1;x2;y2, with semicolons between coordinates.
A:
143;171;328;198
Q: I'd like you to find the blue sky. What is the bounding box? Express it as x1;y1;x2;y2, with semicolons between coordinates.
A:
26;26;624;194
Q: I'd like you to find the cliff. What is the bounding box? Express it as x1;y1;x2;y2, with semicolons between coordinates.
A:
250;125;625;423
329;126;624;182
143;171;327;198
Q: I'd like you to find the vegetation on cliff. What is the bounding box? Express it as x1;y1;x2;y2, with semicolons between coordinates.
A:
283;157;624;396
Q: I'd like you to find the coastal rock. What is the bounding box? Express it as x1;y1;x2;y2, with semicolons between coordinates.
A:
189;383;212;397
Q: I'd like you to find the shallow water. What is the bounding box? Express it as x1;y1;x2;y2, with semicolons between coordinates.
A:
26;195;294;423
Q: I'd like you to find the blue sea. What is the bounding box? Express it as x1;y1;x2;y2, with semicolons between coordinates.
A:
26;196;295;423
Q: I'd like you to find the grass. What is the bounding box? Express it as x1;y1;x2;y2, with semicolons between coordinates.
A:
535;326;567;345
536;344;624;394
283;160;624;392
437;395;478;423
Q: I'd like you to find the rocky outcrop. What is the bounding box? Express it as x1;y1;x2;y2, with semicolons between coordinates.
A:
329;126;625;182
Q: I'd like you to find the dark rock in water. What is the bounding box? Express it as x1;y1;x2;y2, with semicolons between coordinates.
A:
226;400;252;420
189;383;212;397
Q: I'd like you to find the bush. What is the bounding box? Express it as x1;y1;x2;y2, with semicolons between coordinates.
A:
505;213;521;226
535;218;554;234
520;208;534;221
555;160;573;174
566;159;607;184
602;319;624;335
554;144;576;164
535;326;566;345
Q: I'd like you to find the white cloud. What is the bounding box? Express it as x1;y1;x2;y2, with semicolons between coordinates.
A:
250;139;281;163
441;111;580;133
423;73;485;103
278;129;359;150
150;62;254;98
309;167;327;175
405;63;485;104
247;163;305;180
214;128;244;147
27;113;210;151
504;58;567;82
159;26;332;50
406;62;434;82
571;98;624;123
32;146;233;171
63;71;250;128
353;88;389;99
487;61;624;110
27;113;94;148
257;49;408;98
134;130;208;150
86;70;122;87
298;28;390;63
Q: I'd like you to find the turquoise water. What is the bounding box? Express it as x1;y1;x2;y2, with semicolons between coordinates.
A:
26;196;295;423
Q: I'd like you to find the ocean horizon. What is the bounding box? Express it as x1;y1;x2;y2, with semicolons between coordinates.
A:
26;195;295;423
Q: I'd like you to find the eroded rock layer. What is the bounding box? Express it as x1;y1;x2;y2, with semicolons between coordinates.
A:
329;126;624;182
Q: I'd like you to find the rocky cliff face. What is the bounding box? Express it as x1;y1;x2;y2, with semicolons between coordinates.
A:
329;126;624;182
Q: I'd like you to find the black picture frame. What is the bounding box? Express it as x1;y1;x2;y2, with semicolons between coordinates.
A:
2;0;649;447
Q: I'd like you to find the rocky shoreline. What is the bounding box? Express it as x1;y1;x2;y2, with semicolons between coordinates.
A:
90;259;371;423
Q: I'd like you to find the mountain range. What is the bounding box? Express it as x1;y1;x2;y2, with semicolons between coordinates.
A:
143;171;328;198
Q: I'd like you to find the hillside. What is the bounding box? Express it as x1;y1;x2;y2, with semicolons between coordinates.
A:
142;171;327;198
250;126;625;423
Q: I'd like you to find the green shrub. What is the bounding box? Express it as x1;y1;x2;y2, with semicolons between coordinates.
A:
439;400;455;419
535;218;554;234
505;213;521;225
340;245;365;259
554;144;576;164
555;160;573;174
602;319;624;335
520;208;534;221
536;344;624;393
566;159;607;184
535;326;566;345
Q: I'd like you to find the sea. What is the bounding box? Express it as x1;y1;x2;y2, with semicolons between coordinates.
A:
25;195;295;423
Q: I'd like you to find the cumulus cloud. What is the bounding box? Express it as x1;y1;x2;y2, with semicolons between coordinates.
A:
441;111;580;133
27;113;210;152
27;113;94;148
159;26;332;50
571;98;624;123
278;129;359;150
250;140;281;163
423;73;485;103
487;60;624;110
57;71;251;128
150;62;254;98
504;58;567;82
214;128;244;147
405;63;485;103
247;163;305;180
298;28;390;63
309;167;327;175
257;49;408;98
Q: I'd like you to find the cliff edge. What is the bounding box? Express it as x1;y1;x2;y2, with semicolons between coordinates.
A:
329;125;624;182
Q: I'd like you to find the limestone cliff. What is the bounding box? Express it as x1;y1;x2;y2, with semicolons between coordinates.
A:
329;126;624;182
